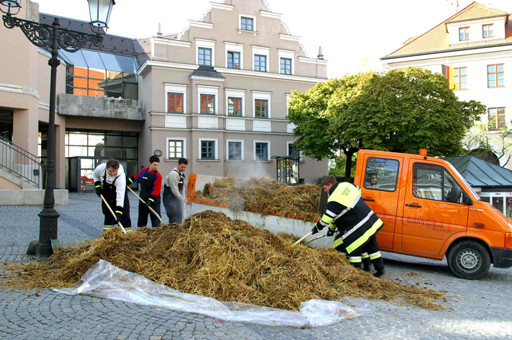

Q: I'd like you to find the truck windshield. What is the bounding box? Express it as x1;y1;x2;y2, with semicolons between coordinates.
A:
446;162;481;200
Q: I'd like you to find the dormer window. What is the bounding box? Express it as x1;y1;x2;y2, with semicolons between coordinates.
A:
483;24;494;38
459;27;470;41
241;16;254;31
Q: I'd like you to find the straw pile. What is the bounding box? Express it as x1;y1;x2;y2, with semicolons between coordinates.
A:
2;211;445;311
195;177;320;221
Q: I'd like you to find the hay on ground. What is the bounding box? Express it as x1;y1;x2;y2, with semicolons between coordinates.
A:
195;177;320;221
1;211;445;311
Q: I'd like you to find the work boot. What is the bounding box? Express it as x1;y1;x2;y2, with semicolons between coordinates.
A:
372;257;385;277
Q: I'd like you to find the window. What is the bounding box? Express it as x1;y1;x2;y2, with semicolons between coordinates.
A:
459;27;469;41
227;51;240;69
200;94;215;114
280;58;292;75
287;142;302;161
254;99;268;118
488;107;506;130
254;54;267;72
413;163;464;203
168;139;184;159
228;97;242;116
200;140;216;160
255;142;269;161
454;67;467;90
198;47;212;66
487;64;504;88
167;93;183;113
241;16;254;31
227;141;243;160
482;24;493;38
364;157;399;191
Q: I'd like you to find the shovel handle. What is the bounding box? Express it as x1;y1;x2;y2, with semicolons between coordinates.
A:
100;194;127;234
305;234;325;245
292;231;313;247
127;186;164;225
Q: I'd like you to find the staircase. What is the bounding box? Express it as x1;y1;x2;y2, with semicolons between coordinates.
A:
0;136;67;205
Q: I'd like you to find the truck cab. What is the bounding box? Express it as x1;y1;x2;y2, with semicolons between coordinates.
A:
353;149;512;279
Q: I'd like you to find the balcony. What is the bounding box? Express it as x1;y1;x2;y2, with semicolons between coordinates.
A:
58;94;144;121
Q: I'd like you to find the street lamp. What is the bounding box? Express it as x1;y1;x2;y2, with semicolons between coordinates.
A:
1;0;115;258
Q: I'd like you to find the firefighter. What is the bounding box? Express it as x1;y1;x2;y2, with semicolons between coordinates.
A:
129;155;163;228
93;158;132;231
163;157;188;224
312;175;385;277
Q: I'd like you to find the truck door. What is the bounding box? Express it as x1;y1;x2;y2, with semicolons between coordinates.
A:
360;155;403;251
401;161;469;258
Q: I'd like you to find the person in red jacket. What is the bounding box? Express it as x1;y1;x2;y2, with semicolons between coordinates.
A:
129;155;163;228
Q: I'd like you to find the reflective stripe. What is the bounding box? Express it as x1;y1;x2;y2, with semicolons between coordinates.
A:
325;209;336;218
95;185;101;188
369;251;382;260
346;219;383;254
362;252;369;259
348;256;362;262
333;237;344;249
115;210;123;215
343;211;374;239
319;219;330;227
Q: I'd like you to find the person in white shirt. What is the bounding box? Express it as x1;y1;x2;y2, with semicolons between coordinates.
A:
163;158;188;223
93;158;132;231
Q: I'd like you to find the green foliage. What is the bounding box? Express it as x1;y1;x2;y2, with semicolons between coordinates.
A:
288;67;486;175
329;154;356;177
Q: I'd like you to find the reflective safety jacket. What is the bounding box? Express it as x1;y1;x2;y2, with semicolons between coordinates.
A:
316;182;383;254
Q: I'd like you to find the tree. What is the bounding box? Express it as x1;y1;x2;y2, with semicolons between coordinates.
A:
464;123;512;166
288;68;486;177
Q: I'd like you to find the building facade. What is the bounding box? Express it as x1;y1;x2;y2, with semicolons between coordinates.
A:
381;2;512;168
136;0;328;180
0;0;328;195
381;1;512;215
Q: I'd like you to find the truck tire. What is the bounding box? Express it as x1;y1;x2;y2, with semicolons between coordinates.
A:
447;240;490;279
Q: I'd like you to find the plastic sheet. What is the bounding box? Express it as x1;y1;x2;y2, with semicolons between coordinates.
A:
55;260;364;328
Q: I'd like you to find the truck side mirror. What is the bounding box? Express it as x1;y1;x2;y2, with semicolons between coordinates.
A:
463;193;473;206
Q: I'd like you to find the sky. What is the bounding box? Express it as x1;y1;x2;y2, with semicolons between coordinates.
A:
32;0;512;77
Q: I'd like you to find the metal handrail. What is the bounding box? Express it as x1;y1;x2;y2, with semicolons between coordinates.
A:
0;136;42;188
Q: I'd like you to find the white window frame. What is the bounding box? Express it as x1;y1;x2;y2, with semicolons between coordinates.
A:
196;39;215;66
226;139;244;161
254;140;271;161
225;89;245;117
252;91;271;118
239;14;256;31
252;46;269;72
166;137;186;160
278;50;295;75
199;138;218;160
197;85;219;114
165;84;187;113
225;42;244;69
287;141;303;161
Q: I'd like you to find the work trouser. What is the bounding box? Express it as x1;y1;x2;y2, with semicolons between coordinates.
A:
137;198;161;228
163;185;183;224
102;189;131;228
347;235;385;274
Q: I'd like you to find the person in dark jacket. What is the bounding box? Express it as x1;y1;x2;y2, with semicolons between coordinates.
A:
129;155;163;228
93;158;131;231
312;175;386;277
163;157;188;224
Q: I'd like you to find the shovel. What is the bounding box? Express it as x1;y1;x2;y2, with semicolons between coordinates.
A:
305;234;325;246
292;231;313;247
100;194;127;234
126;186;165;225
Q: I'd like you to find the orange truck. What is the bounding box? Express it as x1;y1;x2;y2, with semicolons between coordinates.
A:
353;149;512;279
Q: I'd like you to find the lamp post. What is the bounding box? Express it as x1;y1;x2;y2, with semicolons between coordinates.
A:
1;0;115;258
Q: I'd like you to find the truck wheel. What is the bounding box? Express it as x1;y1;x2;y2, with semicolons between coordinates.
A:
447;240;490;279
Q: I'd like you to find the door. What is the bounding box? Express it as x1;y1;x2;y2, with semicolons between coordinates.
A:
360;155;403;251
401;161;469;257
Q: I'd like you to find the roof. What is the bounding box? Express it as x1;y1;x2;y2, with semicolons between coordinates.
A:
191;65;225;79
39;13;144;60
444;155;512;187
383;2;512;60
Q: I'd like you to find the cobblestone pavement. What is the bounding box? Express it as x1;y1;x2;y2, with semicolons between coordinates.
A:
1;193;511;339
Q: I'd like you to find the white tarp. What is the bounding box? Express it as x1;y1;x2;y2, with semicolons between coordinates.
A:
55;259;364;328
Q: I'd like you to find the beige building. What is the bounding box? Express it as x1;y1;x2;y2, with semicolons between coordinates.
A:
0;0;328;198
